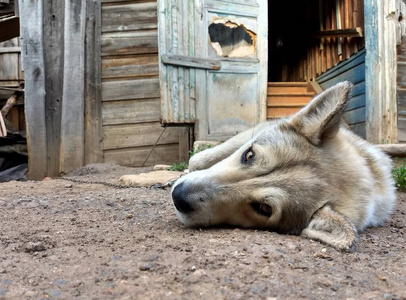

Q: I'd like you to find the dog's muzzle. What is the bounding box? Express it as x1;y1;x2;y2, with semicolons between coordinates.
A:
172;182;195;213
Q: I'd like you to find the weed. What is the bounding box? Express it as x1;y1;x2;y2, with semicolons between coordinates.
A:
169;144;214;171
392;159;406;190
189;144;213;158
169;161;188;172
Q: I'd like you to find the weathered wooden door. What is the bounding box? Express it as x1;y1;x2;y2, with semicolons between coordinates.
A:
158;0;268;141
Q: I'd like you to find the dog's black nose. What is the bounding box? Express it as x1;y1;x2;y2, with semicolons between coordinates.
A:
172;182;194;213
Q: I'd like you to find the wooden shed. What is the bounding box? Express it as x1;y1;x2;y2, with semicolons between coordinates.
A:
3;0;406;179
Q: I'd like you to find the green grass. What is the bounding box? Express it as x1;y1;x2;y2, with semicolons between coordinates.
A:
169;144;214;171
392;159;406;190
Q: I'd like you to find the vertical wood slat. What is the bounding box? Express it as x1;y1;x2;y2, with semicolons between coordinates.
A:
43;0;64;177
84;0;103;164
60;0;87;173
19;0;48;180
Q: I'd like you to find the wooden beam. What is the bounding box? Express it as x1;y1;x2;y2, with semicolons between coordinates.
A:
84;0;103;164
377;144;406;156
161;54;221;70
60;0;86;173
0;16;19;43
365;0;398;144
43;0;64;177
19;0;48;179
313;27;363;38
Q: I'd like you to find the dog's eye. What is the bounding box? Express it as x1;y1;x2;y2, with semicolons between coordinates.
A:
242;148;255;164
251;202;272;217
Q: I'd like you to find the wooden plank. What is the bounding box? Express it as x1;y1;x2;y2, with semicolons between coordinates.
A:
0;47;20;53
267;95;313;105
343;106;365;124
313;27;363;38
317;49;365;82
101;31;158;56
101;2;157;33
60;0;87;173
102;54;158;79
103;123;180;150
161;54;221;70
318;63;365;90
267;107;302;118
0;16;19;43
102;98;160;125
104;144;180;167
84;0;103;165
351;122;366;139
102;78;160;101
42;0;64;177
345;93;365;111
19;0;47;179
0;53;19;80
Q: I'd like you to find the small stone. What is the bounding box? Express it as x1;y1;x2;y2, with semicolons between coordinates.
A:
65;184;73;188
24;291;36;297
42;177;52;181
191;265;196;271
139;262;153;271
24;242;46;253
126;214;133;219
141;254;159;262
321;248;327;253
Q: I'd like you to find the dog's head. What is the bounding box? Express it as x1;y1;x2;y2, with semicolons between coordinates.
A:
171;82;355;247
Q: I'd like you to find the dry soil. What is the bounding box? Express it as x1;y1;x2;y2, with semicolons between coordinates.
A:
0;164;405;300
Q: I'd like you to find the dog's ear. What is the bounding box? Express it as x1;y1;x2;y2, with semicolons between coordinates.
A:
289;81;353;145
300;206;358;252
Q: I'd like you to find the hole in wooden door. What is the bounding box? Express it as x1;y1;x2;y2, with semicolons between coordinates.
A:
208;22;257;58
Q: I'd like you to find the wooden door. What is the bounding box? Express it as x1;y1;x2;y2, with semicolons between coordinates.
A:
158;0;268;141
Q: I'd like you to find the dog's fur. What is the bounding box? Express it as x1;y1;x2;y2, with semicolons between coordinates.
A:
171;82;396;251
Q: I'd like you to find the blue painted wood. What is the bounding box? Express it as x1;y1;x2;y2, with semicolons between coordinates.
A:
351;123;366;139
344;107;366;125
346;94;365;111
316;50;366;130
317;49;366;83
319;63;365;89
351;81;365;97
364;0;380;143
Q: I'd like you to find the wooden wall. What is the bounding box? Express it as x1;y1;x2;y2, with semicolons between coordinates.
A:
317;49;366;138
19;0;103;179
269;0;365;82
304;0;365;81
101;0;182;166
0;37;24;131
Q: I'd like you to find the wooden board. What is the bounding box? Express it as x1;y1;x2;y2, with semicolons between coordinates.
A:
103;123;180;150
104;143;180;167
101;31;158;56
102;78;160;101
59;0;86;174
102;2;157;33
102;54;158;79
19;0;48;179
43;0;64;177
84;0;103;165
102;98;160;125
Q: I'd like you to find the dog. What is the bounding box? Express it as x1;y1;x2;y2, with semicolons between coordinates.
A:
171;81;396;251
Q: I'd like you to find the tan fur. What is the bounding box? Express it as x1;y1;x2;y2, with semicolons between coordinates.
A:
171;82;396;251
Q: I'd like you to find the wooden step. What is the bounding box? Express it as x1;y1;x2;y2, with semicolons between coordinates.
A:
267;107;303;118
266;82;318;119
267;82;311;94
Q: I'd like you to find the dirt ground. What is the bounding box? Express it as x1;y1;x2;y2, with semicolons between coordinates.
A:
0;164;405;300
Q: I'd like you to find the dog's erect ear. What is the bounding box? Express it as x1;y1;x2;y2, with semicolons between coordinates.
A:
300;206;358;252
289;81;353;145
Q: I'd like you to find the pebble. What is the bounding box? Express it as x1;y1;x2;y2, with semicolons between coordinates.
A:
139;262;153;271
24;242;46;253
65;183;73;188
23;291;36;297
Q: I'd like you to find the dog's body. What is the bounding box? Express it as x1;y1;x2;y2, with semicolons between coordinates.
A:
171;82;396;251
